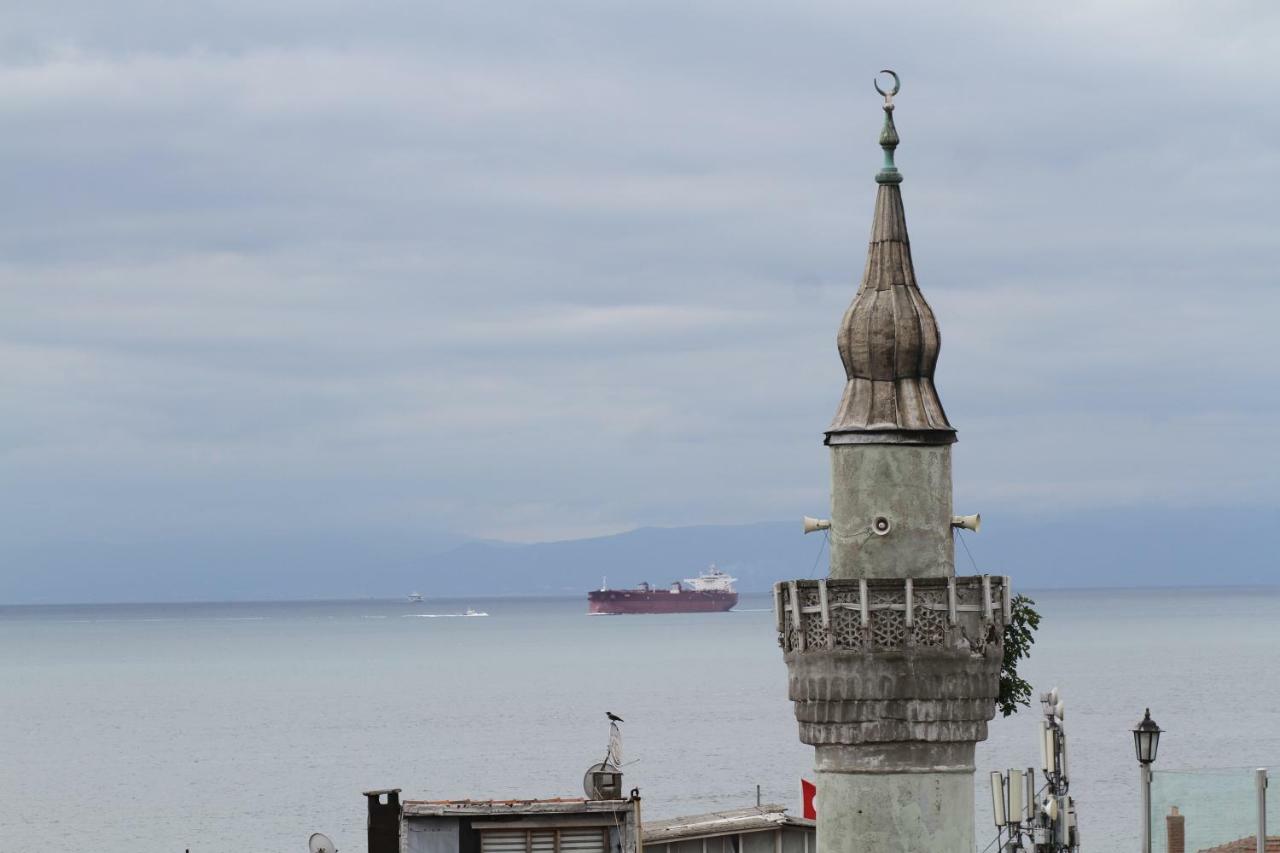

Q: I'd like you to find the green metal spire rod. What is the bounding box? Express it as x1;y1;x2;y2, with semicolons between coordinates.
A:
874;69;903;185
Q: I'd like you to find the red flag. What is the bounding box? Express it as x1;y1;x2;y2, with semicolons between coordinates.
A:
801;779;817;820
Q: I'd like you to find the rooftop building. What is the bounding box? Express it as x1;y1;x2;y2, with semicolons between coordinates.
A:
643;805;813;853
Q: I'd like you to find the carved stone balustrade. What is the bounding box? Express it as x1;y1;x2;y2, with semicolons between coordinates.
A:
774;576;1008;752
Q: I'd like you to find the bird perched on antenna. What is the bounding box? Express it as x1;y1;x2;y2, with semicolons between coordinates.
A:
603;713;624;768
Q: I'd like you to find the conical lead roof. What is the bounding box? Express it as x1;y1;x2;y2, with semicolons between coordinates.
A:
826;75;955;445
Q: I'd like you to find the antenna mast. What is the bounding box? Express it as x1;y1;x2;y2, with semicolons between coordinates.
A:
986;688;1080;852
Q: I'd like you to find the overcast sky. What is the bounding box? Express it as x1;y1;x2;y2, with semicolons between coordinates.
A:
2;1;1278;562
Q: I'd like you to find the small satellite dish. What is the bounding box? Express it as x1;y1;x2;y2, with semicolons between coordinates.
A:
583;762;622;799
309;832;338;853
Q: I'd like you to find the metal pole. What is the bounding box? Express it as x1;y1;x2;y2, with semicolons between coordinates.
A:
1256;768;1267;853
1142;764;1152;853
633;788;643;853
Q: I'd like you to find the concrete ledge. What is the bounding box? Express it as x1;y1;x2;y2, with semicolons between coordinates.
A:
785;647;1002;702
798;718;990;746
783;642;1000;747
792;697;996;723
814;742;976;774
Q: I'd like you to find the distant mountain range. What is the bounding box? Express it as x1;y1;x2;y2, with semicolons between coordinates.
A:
4;508;1276;604
421;508;1278;597
432;521;805;596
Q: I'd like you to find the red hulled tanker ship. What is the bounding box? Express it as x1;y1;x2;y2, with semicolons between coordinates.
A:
587;565;738;614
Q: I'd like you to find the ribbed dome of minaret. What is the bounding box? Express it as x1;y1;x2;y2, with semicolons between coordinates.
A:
826;79;955;445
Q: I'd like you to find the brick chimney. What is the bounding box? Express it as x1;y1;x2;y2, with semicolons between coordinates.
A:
364;788;402;853
1166;805;1185;853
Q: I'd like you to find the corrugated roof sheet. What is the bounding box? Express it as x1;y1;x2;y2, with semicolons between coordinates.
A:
643;806;812;843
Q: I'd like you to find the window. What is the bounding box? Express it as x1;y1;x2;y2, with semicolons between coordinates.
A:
481;831;529;853
480;828;609;853
560;829;608;853
741;832;775;853
780;829;807;853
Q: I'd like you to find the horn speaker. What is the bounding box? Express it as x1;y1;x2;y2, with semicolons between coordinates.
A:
802;516;831;534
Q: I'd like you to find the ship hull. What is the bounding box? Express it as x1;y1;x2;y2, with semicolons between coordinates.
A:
587;589;738;615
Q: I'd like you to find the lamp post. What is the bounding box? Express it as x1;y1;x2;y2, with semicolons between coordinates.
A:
1133;709;1162;853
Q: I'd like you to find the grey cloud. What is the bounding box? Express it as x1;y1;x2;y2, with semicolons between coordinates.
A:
1;1;1278;596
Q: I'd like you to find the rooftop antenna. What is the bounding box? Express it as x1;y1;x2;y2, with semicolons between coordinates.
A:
602;712;623;766
309;832;338;853
583;713;625;799
984;689;1080;851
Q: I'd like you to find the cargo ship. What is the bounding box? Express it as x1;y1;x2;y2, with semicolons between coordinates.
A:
588;565;739;614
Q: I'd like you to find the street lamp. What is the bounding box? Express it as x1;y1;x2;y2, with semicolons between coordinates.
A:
1133;709;1162;853
1133;708;1161;765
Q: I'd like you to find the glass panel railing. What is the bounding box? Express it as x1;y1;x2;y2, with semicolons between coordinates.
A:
1150;767;1262;853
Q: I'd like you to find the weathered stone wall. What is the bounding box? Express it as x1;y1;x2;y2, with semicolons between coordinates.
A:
776;577;1004;853
828;444;953;579
787;648;1002;747
815;766;976;853
777;577;1004;750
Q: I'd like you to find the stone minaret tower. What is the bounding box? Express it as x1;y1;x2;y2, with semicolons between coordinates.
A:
776;73;1009;853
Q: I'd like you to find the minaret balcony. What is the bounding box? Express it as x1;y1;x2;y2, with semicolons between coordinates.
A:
774;576;1008;749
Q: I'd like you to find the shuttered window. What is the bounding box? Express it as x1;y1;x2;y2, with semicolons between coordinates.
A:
480;828;608;853
559;829;607;853
482;831;529;853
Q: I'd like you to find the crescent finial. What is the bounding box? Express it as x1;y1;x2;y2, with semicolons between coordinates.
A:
873;69;901;106
873;70;902;185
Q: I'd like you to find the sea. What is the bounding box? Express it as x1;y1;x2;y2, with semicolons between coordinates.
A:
3;587;1279;853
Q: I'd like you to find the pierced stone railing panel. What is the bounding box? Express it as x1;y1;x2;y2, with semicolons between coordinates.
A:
774;575;1009;655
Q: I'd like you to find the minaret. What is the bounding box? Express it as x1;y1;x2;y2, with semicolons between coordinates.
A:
827;70;955;580
776;72;1008;853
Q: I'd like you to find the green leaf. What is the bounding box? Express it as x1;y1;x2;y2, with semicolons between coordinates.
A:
998;594;1041;717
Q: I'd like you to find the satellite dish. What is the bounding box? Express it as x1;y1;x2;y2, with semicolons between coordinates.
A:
583;762;622;799
309;832;338;853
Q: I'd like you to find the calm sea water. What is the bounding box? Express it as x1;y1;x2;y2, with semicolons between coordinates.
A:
2;587;1278;853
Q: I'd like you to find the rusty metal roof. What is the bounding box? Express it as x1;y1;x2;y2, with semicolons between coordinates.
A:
1197;837;1280;853
642;806;812;843
411;797;587;806
402;797;630;818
